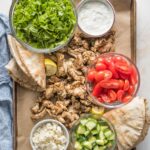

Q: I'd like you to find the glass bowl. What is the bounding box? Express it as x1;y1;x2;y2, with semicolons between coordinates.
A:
70;114;117;150
30;119;70;150
86;52;140;109
77;0;115;38
9;0;77;53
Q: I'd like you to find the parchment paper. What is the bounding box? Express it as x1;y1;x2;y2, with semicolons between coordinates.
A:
16;0;132;149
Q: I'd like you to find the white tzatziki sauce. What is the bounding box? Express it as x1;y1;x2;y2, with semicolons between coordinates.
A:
78;0;114;36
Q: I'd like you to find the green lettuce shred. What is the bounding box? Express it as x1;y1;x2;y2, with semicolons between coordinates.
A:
13;0;76;49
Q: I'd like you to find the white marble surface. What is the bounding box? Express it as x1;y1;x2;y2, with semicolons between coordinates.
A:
136;0;150;149
0;0;150;149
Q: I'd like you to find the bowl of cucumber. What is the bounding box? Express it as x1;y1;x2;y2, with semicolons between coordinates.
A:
70;114;117;150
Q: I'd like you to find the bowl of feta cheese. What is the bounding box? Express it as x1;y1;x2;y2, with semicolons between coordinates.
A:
30;119;70;150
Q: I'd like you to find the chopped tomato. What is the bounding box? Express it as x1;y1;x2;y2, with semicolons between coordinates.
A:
108;63;119;79
95;71;104;82
88;55;139;105
95;62;107;71
119;80;124;89
108;90;117;102
130;65;138;85
104;57;113;66
122;95;132;103
119;73;129;80
92;83;102;97
123;80;130;91
103;70;113;80
100;79;120;89
102;88;108;94
98;97;103;103
115;62;132;75
128;85;135;95
117;90;125;101
95;70;112;82
113;56;128;64
101;94;111;103
87;70;96;82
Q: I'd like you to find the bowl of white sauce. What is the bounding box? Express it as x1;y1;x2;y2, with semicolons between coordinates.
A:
77;0;115;37
30;119;69;150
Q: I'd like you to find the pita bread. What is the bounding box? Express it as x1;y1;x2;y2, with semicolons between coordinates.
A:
137;99;150;143
7;35;29;75
5;59;44;92
14;40;46;89
103;97;146;150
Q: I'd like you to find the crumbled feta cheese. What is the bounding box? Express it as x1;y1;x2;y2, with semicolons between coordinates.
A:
32;122;68;150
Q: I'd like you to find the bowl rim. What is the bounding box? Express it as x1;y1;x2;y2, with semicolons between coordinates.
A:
70;114;117;150
86;52;140;109
77;0;116;38
30;119;70;150
9;0;78;53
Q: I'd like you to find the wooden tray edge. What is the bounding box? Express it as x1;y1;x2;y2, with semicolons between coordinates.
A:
12;0;137;149
131;0;137;64
13;81;17;150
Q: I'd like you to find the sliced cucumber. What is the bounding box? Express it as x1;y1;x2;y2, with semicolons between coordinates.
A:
89;136;96;144
99;146;107;150
108;133;115;141
75;141;82;150
96;139;106;146
84;130;90;136
107;142;113;148
96;124;101;132
104;129;112;138
99;131;105;140
91;129;99;135
74;117;115;150
86;121;97;130
77;125;86;135
83;141;92;149
80;119;88;125
93;145;100;150
101;126;108;131
83;148;89;150
78;136;87;142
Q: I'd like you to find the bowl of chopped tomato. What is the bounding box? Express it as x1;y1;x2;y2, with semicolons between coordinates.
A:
86;52;140;108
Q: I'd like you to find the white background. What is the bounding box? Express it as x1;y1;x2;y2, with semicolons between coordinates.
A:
0;0;150;149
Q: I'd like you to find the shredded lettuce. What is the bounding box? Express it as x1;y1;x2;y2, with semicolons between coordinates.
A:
13;0;76;49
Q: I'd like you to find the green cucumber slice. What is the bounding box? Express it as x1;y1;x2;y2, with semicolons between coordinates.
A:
80;119;88;125
101;126;108;131
89;136;96;143
93;145;100;150
107;142;113;148
77;125;86;135
108;133;115;141
84;130;90;136
99;146;107;150
99;131;105;140
86;121;97;130
97;124;101;132
78;136;87;142
75;141;82;150
92;130;99;135
83;141;92;149
104;129;112;138
96;139;106;146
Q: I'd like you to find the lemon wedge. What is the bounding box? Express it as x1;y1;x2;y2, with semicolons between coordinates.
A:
44;58;57;76
91;106;105;116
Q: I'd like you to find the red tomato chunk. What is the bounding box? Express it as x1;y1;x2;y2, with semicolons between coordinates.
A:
87;54;139;104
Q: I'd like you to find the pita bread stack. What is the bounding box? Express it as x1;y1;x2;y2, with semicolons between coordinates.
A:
103;97;150;150
5;35;46;91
